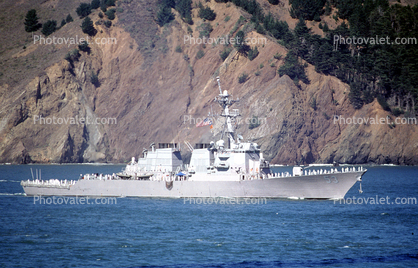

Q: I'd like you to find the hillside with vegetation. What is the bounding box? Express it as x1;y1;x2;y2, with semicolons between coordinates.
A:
0;0;417;165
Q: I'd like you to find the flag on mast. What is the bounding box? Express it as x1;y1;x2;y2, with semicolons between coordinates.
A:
196;118;213;127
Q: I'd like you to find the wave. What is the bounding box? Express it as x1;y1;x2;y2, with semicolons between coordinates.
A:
0;179;21;183
0;192;26;196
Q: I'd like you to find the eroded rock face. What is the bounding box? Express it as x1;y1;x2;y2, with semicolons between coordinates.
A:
0;1;417;164
0;58;104;163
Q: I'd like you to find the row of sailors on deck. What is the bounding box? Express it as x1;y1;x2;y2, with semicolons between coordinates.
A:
25;179;76;186
304;166;363;176
82;173;118;180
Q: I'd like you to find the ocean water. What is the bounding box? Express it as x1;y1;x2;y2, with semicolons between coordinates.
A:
0;165;417;267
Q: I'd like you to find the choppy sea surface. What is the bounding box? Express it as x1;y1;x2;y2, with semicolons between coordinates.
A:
0;164;417;267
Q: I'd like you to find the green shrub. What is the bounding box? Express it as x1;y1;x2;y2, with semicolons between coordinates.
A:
24;9;41;33
248;46;259;61
196;49;205;59
310;96;317;110
198;6;216;21
377;95;391;111
106;0;116;7
230;16;245;35
104;20;112;27
176;0;193;24
362;90;374;104
392;108;404;117
81;17;96;36
105;9;116;20
41;20;57;36
324;1;332;16
91;0;100;9
348;82;364;109
234;30;249;54
322;22;329;32
197;22;213;38
249;115;261;129
157;5;174;26
273;53;282;60
175;45;182;53
65;49;80;62
289;0;325;21
66;14;73;23
78;41;90;52
220;47;232;61
76;3;91;18
90;71;100;86
256;24;265;34
278;50;309;84
238;73;248;84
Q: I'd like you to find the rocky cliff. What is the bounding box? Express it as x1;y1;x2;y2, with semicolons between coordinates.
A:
0;0;417;164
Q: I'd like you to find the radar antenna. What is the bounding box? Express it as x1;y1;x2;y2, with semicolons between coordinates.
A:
214;77;240;150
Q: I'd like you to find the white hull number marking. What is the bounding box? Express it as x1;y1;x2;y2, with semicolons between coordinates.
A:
324;175;338;183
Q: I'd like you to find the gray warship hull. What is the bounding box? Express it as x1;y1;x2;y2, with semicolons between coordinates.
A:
21;78;367;200
22;170;365;199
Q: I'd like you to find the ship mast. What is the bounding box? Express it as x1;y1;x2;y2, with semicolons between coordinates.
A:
215;77;239;150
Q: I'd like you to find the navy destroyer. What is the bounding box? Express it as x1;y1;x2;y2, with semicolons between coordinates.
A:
21;77;366;199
